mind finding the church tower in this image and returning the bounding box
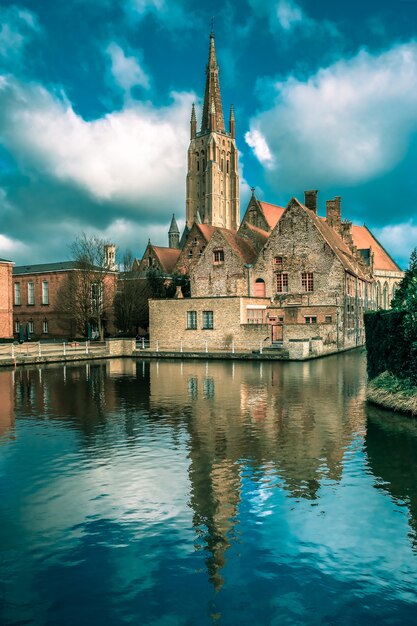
[186,32,240,231]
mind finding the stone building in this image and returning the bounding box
[12,261,117,340]
[0,258,13,340]
[146,32,403,356]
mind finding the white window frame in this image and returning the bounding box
[27,282,34,305]
[42,280,49,305]
[14,282,21,305]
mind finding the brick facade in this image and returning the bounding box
[0,260,13,340]
[13,265,117,340]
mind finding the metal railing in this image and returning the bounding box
[136,337,276,354]
[0,341,108,361]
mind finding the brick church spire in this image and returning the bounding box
[201,32,225,133]
[185,31,240,231]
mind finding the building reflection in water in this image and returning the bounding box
[149,351,367,589]
[0,369,15,439]
[3,353,371,592]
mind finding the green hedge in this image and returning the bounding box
[364,310,417,383]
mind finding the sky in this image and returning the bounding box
[0,0,416,268]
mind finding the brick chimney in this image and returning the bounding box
[326,196,341,228]
[304,190,318,214]
[340,220,353,247]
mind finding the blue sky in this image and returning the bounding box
[0,0,416,268]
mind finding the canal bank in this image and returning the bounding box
[367,372,417,417]
[0,338,363,368]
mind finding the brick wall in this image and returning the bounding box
[13,270,117,339]
[191,231,248,297]
[0,261,13,339]
[149,296,270,351]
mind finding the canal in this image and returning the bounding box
[1,351,417,625]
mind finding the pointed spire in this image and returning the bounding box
[169,213,180,234]
[210,100,216,131]
[190,103,197,139]
[168,214,180,249]
[201,32,225,133]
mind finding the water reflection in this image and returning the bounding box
[1,353,417,624]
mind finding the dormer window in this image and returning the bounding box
[213,249,224,264]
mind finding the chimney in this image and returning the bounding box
[326,196,341,227]
[340,220,353,247]
[304,190,318,214]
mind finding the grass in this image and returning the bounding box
[367,371,417,416]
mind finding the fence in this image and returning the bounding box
[136,337,278,354]
[0,341,108,362]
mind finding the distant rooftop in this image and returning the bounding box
[13,261,80,275]
[0,257,13,264]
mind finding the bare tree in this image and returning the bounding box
[114,250,151,335]
[58,234,117,340]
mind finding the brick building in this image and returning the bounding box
[12,261,117,340]
[148,32,403,355]
[0,258,13,340]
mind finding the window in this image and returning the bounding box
[14,321,19,334]
[43,320,49,334]
[193,238,198,247]
[199,249,204,257]
[325,315,332,323]
[27,282,34,305]
[246,308,266,324]
[276,273,288,293]
[42,281,49,305]
[202,310,213,329]
[187,311,197,330]
[305,316,317,324]
[274,256,283,271]
[213,249,224,264]
[91,282,103,312]
[14,283,21,305]
[188,250,193,258]
[301,272,314,292]
[28,320,34,334]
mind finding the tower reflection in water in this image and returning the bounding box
[6,352,417,599]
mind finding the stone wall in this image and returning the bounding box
[0,261,13,339]
[191,231,248,297]
[149,296,270,351]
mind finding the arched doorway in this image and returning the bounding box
[254,278,266,297]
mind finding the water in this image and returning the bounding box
[1,352,417,625]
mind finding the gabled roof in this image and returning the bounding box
[290,198,369,280]
[351,225,402,272]
[13,261,81,275]
[245,222,270,242]
[216,229,258,265]
[196,224,218,241]
[152,246,181,274]
[259,201,285,230]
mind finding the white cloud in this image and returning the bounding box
[246,42,417,188]
[247,0,338,36]
[245,129,274,168]
[374,222,417,268]
[0,5,40,64]
[0,233,29,257]
[276,0,304,31]
[0,77,194,214]
[106,42,150,94]
[125,0,196,31]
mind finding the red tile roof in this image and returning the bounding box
[197,224,218,240]
[152,246,181,273]
[219,229,258,264]
[259,202,285,230]
[293,199,369,280]
[350,225,401,272]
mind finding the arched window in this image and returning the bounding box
[254,278,266,298]
[383,283,388,309]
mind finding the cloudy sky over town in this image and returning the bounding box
[0,0,416,267]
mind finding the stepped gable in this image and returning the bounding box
[291,198,369,280]
[350,225,402,272]
[152,246,181,274]
[259,201,285,230]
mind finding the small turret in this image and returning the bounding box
[168,214,180,249]
[229,104,235,138]
[190,103,197,139]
